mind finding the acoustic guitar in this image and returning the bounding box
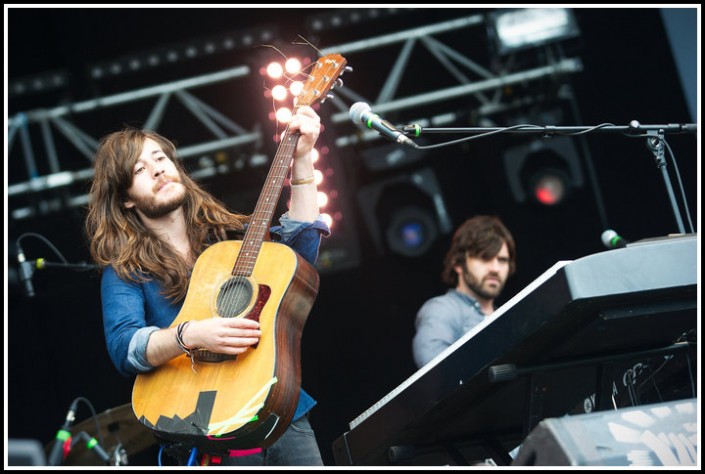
[132,53,348,456]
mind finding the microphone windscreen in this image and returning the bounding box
[601,229,617,248]
[349,102,371,124]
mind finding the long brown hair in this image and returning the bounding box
[85,128,249,301]
[441,215,516,287]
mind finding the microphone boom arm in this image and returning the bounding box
[399,120,695,235]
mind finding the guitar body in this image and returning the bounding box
[132,240,319,454]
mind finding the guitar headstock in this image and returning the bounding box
[296,53,348,108]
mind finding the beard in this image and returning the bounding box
[461,266,505,300]
[130,183,186,219]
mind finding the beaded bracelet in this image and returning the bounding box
[290,175,315,186]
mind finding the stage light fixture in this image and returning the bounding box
[87,26,277,81]
[313,169,324,185]
[490,8,580,55]
[9,70,69,98]
[321,213,333,228]
[503,136,583,207]
[275,107,292,123]
[527,167,570,206]
[289,81,304,96]
[285,58,302,75]
[385,206,439,258]
[357,167,452,258]
[271,85,288,101]
[266,62,284,79]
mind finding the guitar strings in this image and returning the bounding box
[222,61,319,320]
[222,119,298,324]
[219,55,335,348]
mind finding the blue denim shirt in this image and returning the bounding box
[412,289,487,369]
[101,213,330,421]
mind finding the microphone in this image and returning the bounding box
[47,399,80,466]
[17,244,35,298]
[349,102,419,148]
[601,229,629,249]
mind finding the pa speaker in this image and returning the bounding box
[7,438,47,466]
[512,398,697,466]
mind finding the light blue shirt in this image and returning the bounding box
[412,289,487,369]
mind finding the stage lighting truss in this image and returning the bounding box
[306,8,417,34]
[8,9,584,224]
[9,69,70,99]
[7,65,263,220]
[321,10,583,148]
[86,26,277,82]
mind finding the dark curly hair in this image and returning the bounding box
[441,215,516,287]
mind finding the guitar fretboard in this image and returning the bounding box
[230,52,347,278]
[233,129,299,277]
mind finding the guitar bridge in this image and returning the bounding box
[190,349,237,363]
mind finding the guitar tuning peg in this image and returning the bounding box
[335,78,344,88]
[344,66,353,73]
[322,93,335,103]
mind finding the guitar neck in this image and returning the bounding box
[237,128,300,277]
[233,53,348,278]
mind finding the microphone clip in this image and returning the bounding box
[400,123,422,137]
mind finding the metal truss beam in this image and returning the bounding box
[8,11,585,220]
[8,65,262,219]
[318,13,582,146]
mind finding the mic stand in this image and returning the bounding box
[34,260,98,271]
[47,415,76,466]
[20,260,97,296]
[645,129,685,233]
[399,122,696,136]
[401,120,696,235]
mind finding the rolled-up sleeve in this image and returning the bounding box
[271,213,331,265]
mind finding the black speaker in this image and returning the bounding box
[512,398,697,466]
[7,438,47,466]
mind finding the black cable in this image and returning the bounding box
[415,124,541,150]
[663,139,695,233]
[620,131,693,235]
[17,232,69,263]
[415,122,622,151]
[637,357,669,400]
[72,396,106,448]
[648,366,664,402]
[685,354,696,399]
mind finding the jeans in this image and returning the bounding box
[215,416,324,466]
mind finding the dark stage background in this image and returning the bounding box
[6,7,699,466]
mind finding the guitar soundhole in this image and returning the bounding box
[217,276,253,318]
